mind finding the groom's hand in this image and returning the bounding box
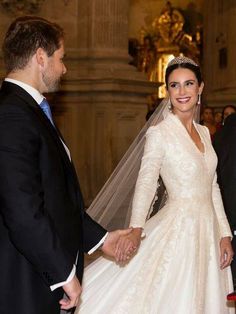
[115,227,142,263]
[101,228,134,262]
[59,275,82,310]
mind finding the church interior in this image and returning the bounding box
[0,0,235,208]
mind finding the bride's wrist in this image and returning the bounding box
[221,236,231,242]
[132,227,142,237]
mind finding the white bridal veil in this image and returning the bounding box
[87,98,170,230]
[87,56,201,230]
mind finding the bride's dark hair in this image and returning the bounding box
[165,62,203,87]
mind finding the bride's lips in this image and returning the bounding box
[176,97,191,103]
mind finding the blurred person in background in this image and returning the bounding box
[222,105,236,125]
[214,111,223,131]
[200,106,216,140]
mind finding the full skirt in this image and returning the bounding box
[77,203,234,314]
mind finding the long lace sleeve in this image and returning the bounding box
[130,126,165,228]
[212,172,232,238]
[202,125,232,239]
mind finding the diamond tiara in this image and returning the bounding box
[167,56,199,68]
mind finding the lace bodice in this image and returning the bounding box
[130,113,232,239]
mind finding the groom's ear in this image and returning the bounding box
[35,47,47,69]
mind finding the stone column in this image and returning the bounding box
[54,0,157,205]
[203,0,236,107]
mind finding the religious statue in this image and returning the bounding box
[135,1,202,98]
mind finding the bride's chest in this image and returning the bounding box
[160,131,217,180]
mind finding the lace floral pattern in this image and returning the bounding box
[77,113,233,314]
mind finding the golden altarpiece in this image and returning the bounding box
[134,2,202,101]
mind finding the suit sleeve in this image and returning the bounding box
[82,211,107,253]
[0,105,74,286]
[74,181,107,253]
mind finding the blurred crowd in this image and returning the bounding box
[200,105,236,141]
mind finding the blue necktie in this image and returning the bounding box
[39,98,54,126]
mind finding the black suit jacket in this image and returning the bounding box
[0,81,106,314]
[214,113,236,232]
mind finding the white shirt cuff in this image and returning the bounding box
[88,232,108,255]
[50,264,76,291]
[50,232,108,291]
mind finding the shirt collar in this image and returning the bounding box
[4,78,44,105]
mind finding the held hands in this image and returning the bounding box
[102,227,142,263]
[220,236,234,270]
[60,275,82,310]
[115,227,142,263]
[59,228,143,309]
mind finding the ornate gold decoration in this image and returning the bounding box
[153,2,184,44]
[0,0,45,15]
[135,1,202,98]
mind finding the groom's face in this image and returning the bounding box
[42,41,67,93]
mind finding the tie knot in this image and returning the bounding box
[40,98,50,110]
[39,98,54,126]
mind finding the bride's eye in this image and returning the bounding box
[169,82,178,88]
[186,81,194,86]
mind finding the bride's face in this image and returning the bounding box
[166,68,204,116]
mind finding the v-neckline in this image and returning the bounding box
[170,113,206,155]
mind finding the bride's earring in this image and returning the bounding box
[168,101,172,112]
[197,94,201,105]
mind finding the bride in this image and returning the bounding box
[75,56,234,313]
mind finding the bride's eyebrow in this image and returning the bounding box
[168,79,196,84]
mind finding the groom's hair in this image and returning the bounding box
[2,16,64,74]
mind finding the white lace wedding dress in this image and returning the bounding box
[76,113,234,314]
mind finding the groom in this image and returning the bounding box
[0,16,133,314]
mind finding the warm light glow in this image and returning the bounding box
[157,54,175,98]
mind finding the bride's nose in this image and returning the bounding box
[178,84,186,95]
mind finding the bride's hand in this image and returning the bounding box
[115,228,142,263]
[220,236,234,270]
[101,228,133,261]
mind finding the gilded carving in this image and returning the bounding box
[0,0,44,15]
[132,1,202,98]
